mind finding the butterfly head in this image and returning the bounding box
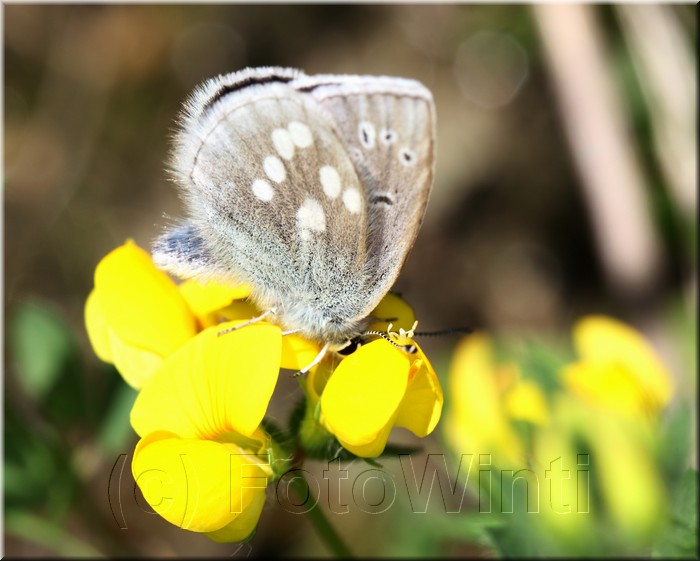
[276,301,368,349]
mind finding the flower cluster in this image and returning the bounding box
[85,241,442,541]
[444,315,675,552]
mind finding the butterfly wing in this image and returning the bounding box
[152,221,215,278]
[153,67,373,341]
[296,74,436,314]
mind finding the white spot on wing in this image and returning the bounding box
[263,155,286,183]
[342,187,362,214]
[319,165,341,199]
[358,121,376,149]
[271,129,295,160]
[296,197,326,236]
[288,121,313,148]
[252,179,274,201]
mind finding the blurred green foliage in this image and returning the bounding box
[653,469,698,558]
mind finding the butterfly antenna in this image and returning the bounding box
[218,308,276,336]
[361,330,417,353]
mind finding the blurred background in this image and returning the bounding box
[3,3,696,557]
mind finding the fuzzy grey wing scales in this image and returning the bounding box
[152,221,221,279]
[304,77,436,312]
[162,82,369,317]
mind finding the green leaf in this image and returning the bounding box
[3,407,81,521]
[260,417,287,446]
[3,437,59,505]
[9,301,76,400]
[384,494,503,557]
[516,337,569,395]
[658,404,693,482]
[652,469,698,558]
[5,511,104,557]
[286,396,306,442]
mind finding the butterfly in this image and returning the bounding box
[152,67,436,355]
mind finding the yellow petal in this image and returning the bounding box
[321,340,409,456]
[86,289,165,388]
[218,301,262,323]
[535,396,666,540]
[109,331,164,389]
[280,334,321,372]
[84,290,113,363]
[562,361,648,416]
[132,432,269,535]
[206,489,267,543]
[94,241,196,358]
[532,420,595,541]
[573,316,673,410]
[305,357,336,404]
[504,379,550,425]
[445,334,524,468]
[179,279,252,325]
[588,415,666,538]
[394,346,443,437]
[338,423,395,458]
[368,292,416,333]
[131,322,282,439]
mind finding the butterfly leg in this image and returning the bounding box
[292,342,331,377]
[217,308,276,336]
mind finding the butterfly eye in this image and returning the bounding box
[337,338,361,356]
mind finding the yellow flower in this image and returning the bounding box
[444,334,529,469]
[130,321,282,541]
[88,242,442,478]
[533,394,666,543]
[304,296,442,458]
[85,241,196,388]
[178,278,253,328]
[442,317,671,552]
[562,315,674,417]
[547,316,672,542]
[85,240,313,387]
[504,378,550,425]
[320,339,443,458]
[85,241,252,388]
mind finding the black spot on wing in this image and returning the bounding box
[370,195,394,206]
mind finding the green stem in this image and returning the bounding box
[289,470,353,558]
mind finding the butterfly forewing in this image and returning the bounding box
[300,76,436,313]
